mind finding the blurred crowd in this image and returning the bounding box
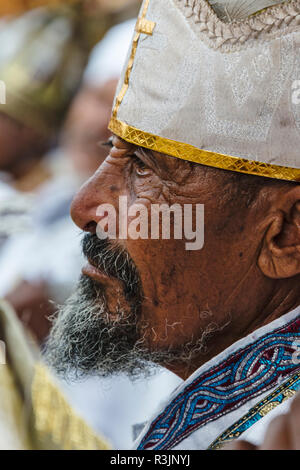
[0,0,181,450]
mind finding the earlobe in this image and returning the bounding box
[258,193,300,280]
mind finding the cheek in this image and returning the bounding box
[126,237,211,347]
[129,172,167,206]
[123,203,239,348]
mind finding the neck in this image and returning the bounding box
[165,282,300,380]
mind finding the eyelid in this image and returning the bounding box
[133,149,154,168]
[98,137,113,149]
[131,154,153,177]
[135,147,160,173]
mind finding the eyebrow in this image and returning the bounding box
[98,136,114,148]
[135,146,161,170]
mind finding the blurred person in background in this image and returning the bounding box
[0,15,137,343]
[62,80,118,180]
[46,0,300,451]
[0,2,110,338]
[0,1,139,245]
[0,0,141,21]
[0,0,141,450]
[1,9,181,449]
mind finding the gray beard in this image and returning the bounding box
[44,274,163,379]
[44,235,229,380]
[44,276,228,380]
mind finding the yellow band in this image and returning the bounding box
[112,0,152,119]
[32,363,111,450]
[109,117,300,182]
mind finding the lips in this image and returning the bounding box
[82,262,112,286]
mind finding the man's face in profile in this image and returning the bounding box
[45,136,300,380]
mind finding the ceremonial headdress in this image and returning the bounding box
[109,0,300,181]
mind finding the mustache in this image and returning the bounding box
[81,233,142,301]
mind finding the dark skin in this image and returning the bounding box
[70,136,300,450]
[71,136,300,380]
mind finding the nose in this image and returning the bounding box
[70,164,121,234]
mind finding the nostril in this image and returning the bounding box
[83,221,98,234]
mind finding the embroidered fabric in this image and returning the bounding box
[209,0,287,23]
[134,307,300,450]
[114,0,300,175]
[175,0,300,51]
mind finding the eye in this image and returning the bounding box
[132,156,152,177]
[98,137,113,149]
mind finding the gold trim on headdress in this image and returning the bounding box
[112,0,153,120]
[109,0,300,182]
[109,117,300,182]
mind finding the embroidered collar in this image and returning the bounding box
[136,307,300,450]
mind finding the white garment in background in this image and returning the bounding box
[61,370,182,450]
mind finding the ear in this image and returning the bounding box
[258,185,300,279]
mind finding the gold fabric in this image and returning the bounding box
[209,371,300,449]
[0,360,32,449]
[109,117,300,182]
[0,299,111,450]
[32,364,110,450]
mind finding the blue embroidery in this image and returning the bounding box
[209,373,300,449]
[138,316,300,450]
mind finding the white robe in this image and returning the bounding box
[134,306,300,450]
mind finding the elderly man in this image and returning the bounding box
[46,0,300,450]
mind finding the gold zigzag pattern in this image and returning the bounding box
[109,117,300,182]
